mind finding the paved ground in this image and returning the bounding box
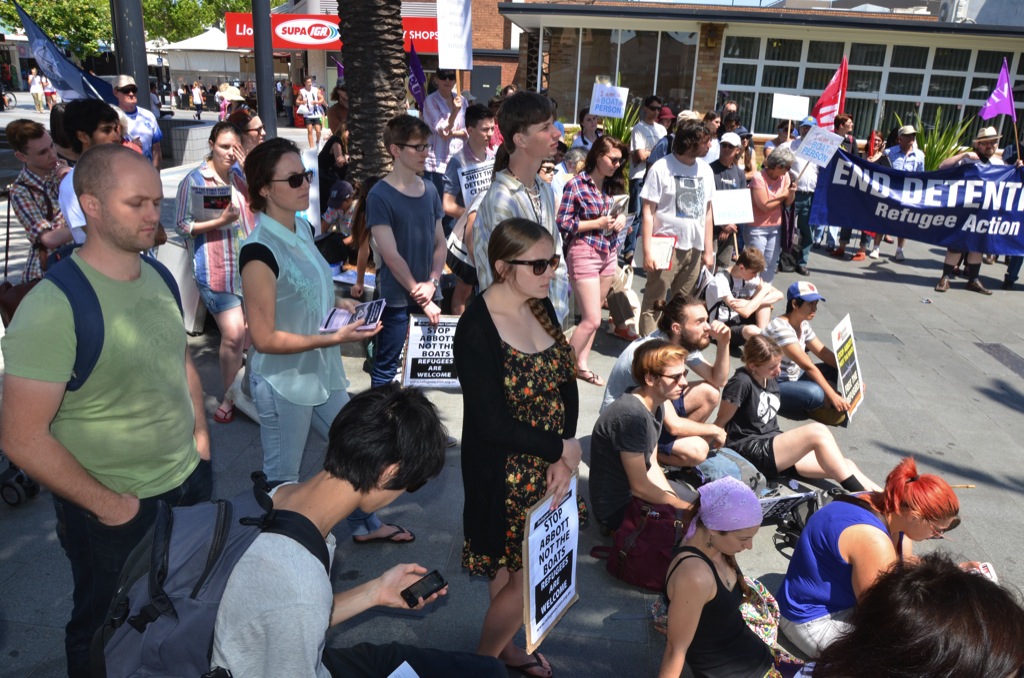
[2,97,1024,677]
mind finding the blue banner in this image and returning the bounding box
[14,1,116,104]
[811,150,1024,255]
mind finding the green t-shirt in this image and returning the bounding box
[1,254,199,497]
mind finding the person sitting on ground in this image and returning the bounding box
[704,246,782,348]
[590,340,697,533]
[777,456,958,658]
[210,384,507,678]
[714,335,879,492]
[806,552,1024,677]
[763,282,849,424]
[659,476,774,678]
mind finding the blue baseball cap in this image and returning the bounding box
[800,116,818,128]
[787,281,826,302]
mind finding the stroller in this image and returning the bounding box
[0,448,40,506]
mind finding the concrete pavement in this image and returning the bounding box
[2,98,1024,677]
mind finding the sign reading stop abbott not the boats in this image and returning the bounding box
[402,315,460,388]
[523,475,580,654]
[830,314,864,418]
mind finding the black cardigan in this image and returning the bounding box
[454,295,579,559]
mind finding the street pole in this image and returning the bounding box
[252,0,277,138]
[109,0,152,112]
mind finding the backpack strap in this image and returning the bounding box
[243,472,331,574]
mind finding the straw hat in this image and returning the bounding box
[973,126,1000,143]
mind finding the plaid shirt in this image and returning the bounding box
[475,170,570,324]
[556,171,616,255]
[9,166,66,282]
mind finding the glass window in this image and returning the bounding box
[975,51,1010,74]
[951,105,990,146]
[891,45,928,70]
[844,99,878,139]
[886,72,924,96]
[969,77,997,101]
[545,28,581,122]
[577,29,618,112]
[723,36,759,60]
[927,75,965,98]
[880,100,919,132]
[762,65,798,89]
[807,41,843,64]
[658,32,697,113]
[765,38,801,62]
[721,63,757,87]
[804,68,836,91]
[616,30,659,107]
[715,89,755,127]
[850,43,886,67]
[932,48,970,72]
[848,70,881,94]
[753,92,780,135]
[1018,55,1024,75]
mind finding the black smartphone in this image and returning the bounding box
[400,570,448,608]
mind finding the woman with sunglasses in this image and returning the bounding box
[556,135,629,386]
[240,138,413,545]
[174,121,255,424]
[454,218,584,678]
[777,456,959,658]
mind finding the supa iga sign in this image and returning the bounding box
[226,13,438,53]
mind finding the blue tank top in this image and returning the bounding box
[777,498,888,624]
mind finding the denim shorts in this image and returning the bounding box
[198,284,242,314]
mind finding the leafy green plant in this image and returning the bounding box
[895,108,974,171]
[601,102,640,146]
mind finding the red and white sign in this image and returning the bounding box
[225,13,438,53]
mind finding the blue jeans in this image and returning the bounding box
[250,372,381,536]
[793,192,815,267]
[742,225,781,284]
[1007,256,1023,284]
[371,304,412,388]
[778,363,839,420]
[54,459,212,678]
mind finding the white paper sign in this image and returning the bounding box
[830,314,864,418]
[301,147,320,232]
[771,93,810,121]
[402,315,460,388]
[711,188,754,226]
[524,475,580,654]
[386,661,420,678]
[437,0,472,70]
[794,125,845,168]
[589,83,629,119]
[457,159,494,205]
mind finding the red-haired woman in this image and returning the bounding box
[776,456,960,658]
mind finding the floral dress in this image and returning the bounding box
[462,340,586,577]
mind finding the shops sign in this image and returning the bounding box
[225,12,438,53]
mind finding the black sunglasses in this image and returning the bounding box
[926,515,961,540]
[505,255,560,275]
[647,104,661,112]
[436,72,456,81]
[539,166,556,175]
[269,170,314,189]
[117,85,138,95]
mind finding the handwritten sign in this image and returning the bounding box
[830,314,864,418]
[437,0,472,70]
[589,83,629,119]
[523,475,580,654]
[711,188,754,226]
[795,125,845,168]
[458,159,494,206]
[402,315,460,388]
[771,93,810,122]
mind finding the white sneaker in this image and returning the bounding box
[894,248,906,262]
[869,248,880,259]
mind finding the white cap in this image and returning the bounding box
[720,132,742,147]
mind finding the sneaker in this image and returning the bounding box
[829,246,847,258]
[934,276,951,292]
[868,248,880,259]
[614,326,640,342]
[894,248,906,262]
[851,251,867,261]
[965,279,992,295]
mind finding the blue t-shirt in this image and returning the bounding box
[365,180,443,308]
[777,498,888,624]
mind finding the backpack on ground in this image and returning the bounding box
[92,472,331,678]
[770,487,848,550]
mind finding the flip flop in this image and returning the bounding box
[213,403,235,424]
[352,523,416,545]
[506,652,552,678]
[576,369,605,387]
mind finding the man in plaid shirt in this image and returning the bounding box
[6,119,73,281]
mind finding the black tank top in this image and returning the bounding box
[665,546,773,678]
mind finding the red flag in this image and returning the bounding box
[811,56,848,128]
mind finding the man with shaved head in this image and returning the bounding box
[1,144,212,678]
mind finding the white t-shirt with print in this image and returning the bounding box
[639,154,716,251]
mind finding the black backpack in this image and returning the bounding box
[92,472,330,678]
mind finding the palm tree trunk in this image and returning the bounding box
[339,0,407,183]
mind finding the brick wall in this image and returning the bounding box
[692,23,725,114]
[472,0,512,50]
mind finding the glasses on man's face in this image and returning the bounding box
[117,86,138,96]
[539,166,556,175]
[926,516,961,540]
[657,369,688,383]
[399,142,430,153]
[505,255,561,276]
[269,170,314,189]
[247,125,265,135]
[647,105,661,112]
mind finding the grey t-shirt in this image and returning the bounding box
[600,330,705,413]
[366,179,443,307]
[589,393,663,527]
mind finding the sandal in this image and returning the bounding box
[213,402,235,424]
[506,652,552,677]
[352,523,416,545]
[577,369,605,387]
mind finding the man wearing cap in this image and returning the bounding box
[880,125,925,262]
[930,127,1007,295]
[709,132,748,268]
[322,179,355,236]
[625,95,668,260]
[779,116,822,276]
[113,74,163,168]
[764,281,849,423]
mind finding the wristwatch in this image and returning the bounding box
[429,277,440,288]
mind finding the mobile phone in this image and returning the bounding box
[400,570,448,608]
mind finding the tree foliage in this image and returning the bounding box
[0,0,110,59]
[142,0,286,44]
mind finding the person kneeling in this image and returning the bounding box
[703,246,782,348]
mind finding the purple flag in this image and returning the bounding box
[408,43,427,111]
[331,56,344,81]
[979,58,1016,121]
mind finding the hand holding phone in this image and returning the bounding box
[400,569,448,608]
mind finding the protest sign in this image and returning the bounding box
[402,315,460,388]
[830,314,864,418]
[810,150,1024,255]
[437,0,472,70]
[771,93,810,122]
[302,147,321,232]
[458,159,495,205]
[589,83,629,119]
[523,475,580,654]
[794,126,844,168]
[711,188,754,226]
[760,492,817,523]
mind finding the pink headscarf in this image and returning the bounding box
[683,476,762,541]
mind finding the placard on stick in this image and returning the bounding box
[589,83,629,119]
[711,188,754,226]
[771,93,810,122]
[402,315,460,388]
[523,475,580,654]
[794,125,845,168]
[830,314,864,418]
[437,0,472,70]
